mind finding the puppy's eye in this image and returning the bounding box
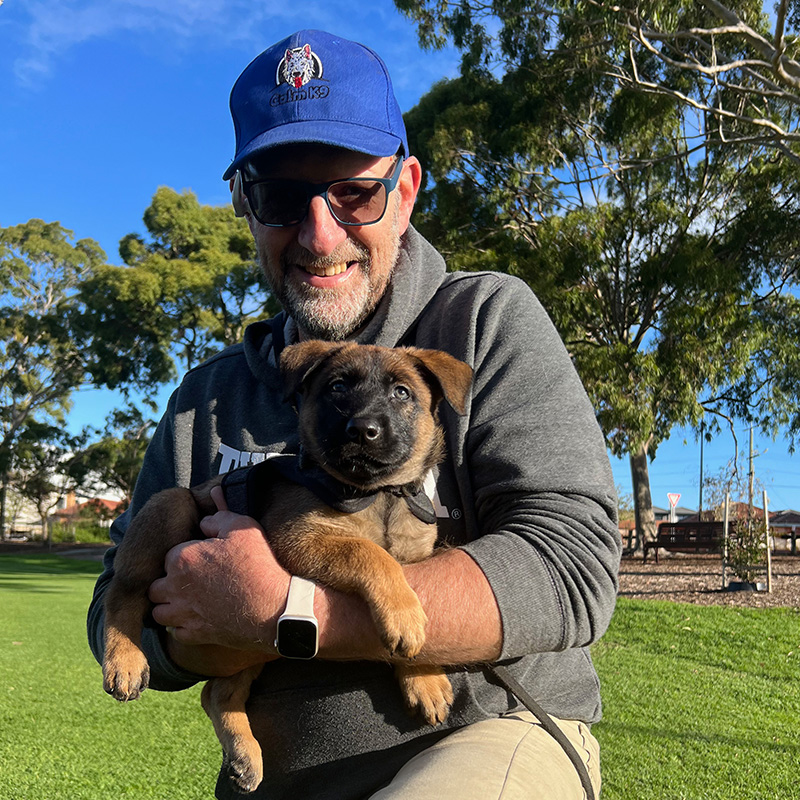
[392,385,411,401]
[329,380,348,394]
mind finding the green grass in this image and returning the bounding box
[592,599,800,799]
[1,554,798,799]
[0,554,218,800]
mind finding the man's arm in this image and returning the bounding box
[321,546,502,664]
[150,498,502,676]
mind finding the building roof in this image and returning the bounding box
[652,505,696,517]
[51,497,125,520]
[770,510,800,527]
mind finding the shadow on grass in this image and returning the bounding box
[595,720,800,756]
[0,553,103,578]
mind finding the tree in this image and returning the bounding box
[397,0,800,548]
[0,220,107,539]
[578,0,800,160]
[78,187,276,393]
[67,404,155,509]
[396,0,800,158]
[0,201,269,539]
[12,422,80,545]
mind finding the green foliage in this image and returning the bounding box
[78,188,275,392]
[0,220,107,475]
[11,423,84,542]
[397,0,800,150]
[67,404,155,507]
[47,519,112,544]
[727,518,769,583]
[398,0,800,540]
[0,219,128,538]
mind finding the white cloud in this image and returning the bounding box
[11,0,300,86]
[9,0,456,101]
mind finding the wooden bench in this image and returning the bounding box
[643,521,724,563]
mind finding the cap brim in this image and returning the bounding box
[222,121,406,180]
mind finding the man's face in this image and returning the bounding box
[241,145,421,341]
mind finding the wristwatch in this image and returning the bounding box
[274,575,319,659]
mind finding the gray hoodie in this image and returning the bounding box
[88,227,620,799]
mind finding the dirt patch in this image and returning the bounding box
[620,552,800,608]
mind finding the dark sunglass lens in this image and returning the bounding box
[249,181,308,226]
[327,181,387,224]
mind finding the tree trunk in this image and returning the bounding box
[630,442,657,554]
[40,513,50,548]
[0,475,6,540]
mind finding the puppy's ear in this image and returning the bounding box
[280,341,345,403]
[405,348,473,415]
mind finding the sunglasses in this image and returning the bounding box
[242,157,405,228]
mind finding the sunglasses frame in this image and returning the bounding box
[242,156,405,228]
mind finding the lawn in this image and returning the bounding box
[593,598,800,799]
[1,553,798,799]
[0,553,218,800]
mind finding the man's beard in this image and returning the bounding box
[280,245,384,341]
[258,212,402,341]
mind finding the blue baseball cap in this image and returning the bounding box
[222,30,409,180]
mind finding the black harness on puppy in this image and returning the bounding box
[219,453,436,525]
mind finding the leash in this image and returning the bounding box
[487,665,596,800]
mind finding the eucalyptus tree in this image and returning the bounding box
[66,405,155,510]
[0,220,107,538]
[397,0,800,546]
[78,187,276,393]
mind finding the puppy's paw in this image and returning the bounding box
[103,632,150,702]
[102,650,150,702]
[396,664,453,725]
[374,590,428,659]
[224,741,263,795]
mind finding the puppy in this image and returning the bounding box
[102,341,473,793]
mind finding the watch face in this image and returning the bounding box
[277,617,318,659]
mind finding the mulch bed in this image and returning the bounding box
[2,542,798,608]
[620,552,800,609]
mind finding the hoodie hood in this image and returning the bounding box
[351,226,447,347]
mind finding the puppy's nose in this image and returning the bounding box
[346,417,382,443]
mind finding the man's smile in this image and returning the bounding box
[301,261,352,278]
[290,259,361,289]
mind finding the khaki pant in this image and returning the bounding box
[367,712,601,799]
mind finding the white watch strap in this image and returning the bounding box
[282,575,316,618]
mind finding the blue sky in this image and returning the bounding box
[2,0,798,511]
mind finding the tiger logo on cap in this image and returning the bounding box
[278,44,323,89]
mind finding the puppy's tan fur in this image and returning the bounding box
[102,341,472,793]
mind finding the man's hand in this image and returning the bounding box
[148,486,291,675]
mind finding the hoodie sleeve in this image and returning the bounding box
[433,273,621,659]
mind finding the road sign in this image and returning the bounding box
[667,493,681,508]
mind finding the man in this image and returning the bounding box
[88,29,620,799]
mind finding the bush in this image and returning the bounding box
[49,521,112,544]
[727,517,767,583]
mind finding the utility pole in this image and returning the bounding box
[698,420,705,518]
[748,427,755,530]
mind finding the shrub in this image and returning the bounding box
[49,521,112,544]
[727,517,767,584]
